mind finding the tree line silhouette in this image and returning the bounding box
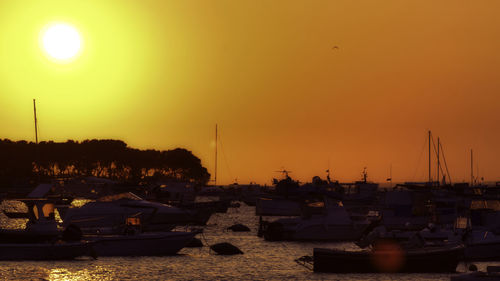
[0,139,210,187]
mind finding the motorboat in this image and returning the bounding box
[62,193,213,234]
[255,197,302,216]
[0,187,94,260]
[0,240,93,260]
[356,221,464,247]
[255,172,344,216]
[312,242,463,273]
[0,185,69,243]
[464,229,500,261]
[75,207,199,256]
[380,190,434,230]
[259,199,369,241]
[87,231,197,256]
[462,200,500,260]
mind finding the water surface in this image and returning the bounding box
[0,201,496,280]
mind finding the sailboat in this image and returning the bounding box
[401,130,452,190]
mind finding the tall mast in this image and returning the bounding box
[389,164,392,188]
[437,137,440,186]
[214,124,218,186]
[470,149,473,186]
[33,99,38,145]
[428,130,431,184]
[33,99,40,182]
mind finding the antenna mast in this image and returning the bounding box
[33,99,38,144]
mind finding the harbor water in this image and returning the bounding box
[0,201,497,280]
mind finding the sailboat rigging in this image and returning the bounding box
[214,124,217,186]
[33,99,38,144]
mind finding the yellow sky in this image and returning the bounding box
[1,0,500,184]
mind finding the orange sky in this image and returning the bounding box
[1,0,500,184]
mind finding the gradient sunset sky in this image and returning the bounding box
[1,0,499,185]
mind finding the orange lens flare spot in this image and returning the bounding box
[370,240,405,273]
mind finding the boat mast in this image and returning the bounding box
[388,164,392,188]
[428,130,431,184]
[215,124,218,186]
[33,99,38,145]
[439,141,452,185]
[33,99,40,182]
[470,149,473,186]
[437,137,440,186]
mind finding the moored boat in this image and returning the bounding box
[0,196,94,260]
[259,199,369,241]
[0,241,93,260]
[313,242,464,273]
[87,231,197,256]
[451,266,500,281]
[62,192,213,234]
[464,230,500,261]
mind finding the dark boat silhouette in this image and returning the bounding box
[313,242,463,273]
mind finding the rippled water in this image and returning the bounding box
[0,201,497,280]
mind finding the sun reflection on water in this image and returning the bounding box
[48,266,115,281]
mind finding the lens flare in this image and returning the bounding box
[370,240,405,272]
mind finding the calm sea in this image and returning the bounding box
[0,201,497,280]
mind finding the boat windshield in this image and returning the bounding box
[97,192,143,202]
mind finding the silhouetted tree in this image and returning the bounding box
[0,139,210,187]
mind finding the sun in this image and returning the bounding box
[41,23,82,62]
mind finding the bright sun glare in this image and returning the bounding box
[41,23,82,61]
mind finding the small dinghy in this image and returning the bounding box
[451,266,500,281]
[210,242,243,255]
[227,224,250,232]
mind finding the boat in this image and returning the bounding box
[312,242,464,273]
[464,229,500,261]
[463,200,500,260]
[341,168,379,207]
[62,192,213,234]
[451,266,500,281]
[259,198,369,241]
[238,184,264,206]
[77,208,199,256]
[0,185,69,244]
[255,197,302,216]
[0,241,93,260]
[255,173,340,216]
[356,220,465,248]
[254,172,302,216]
[0,189,94,260]
[87,231,197,256]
